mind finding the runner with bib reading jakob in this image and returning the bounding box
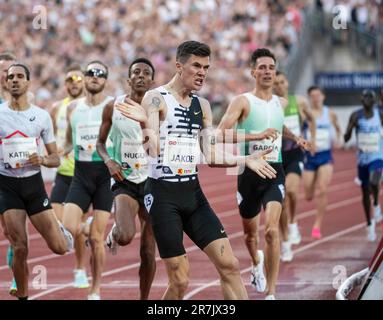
[116,41,278,300]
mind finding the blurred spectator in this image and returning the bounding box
[0,0,308,119]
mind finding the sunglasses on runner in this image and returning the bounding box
[84,68,108,79]
[65,75,83,83]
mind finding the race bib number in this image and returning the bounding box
[2,137,38,169]
[358,132,380,153]
[284,115,301,137]
[249,133,282,163]
[163,136,200,175]
[76,122,100,160]
[315,128,331,151]
[121,138,147,171]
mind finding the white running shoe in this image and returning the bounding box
[87,293,100,300]
[250,250,267,292]
[105,223,118,255]
[73,269,89,289]
[288,223,301,245]
[280,241,293,262]
[374,205,383,223]
[265,295,276,300]
[367,220,376,242]
[58,220,74,252]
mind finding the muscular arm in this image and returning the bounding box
[140,91,165,157]
[96,100,125,181]
[115,90,165,158]
[330,109,343,143]
[63,101,76,156]
[343,111,358,143]
[42,142,60,168]
[297,95,316,142]
[200,98,272,171]
[96,100,114,162]
[217,95,277,142]
[50,101,60,135]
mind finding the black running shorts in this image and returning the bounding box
[65,161,113,213]
[50,173,73,204]
[111,179,146,207]
[237,164,285,219]
[0,172,52,216]
[144,178,227,259]
[282,148,304,176]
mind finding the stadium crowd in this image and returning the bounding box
[0,0,308,116]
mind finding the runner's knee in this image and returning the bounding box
[13,243,29,259]
[89,234,105,249]
[244,230,259,247]
[217,256,240,280]
[265,227,279,244]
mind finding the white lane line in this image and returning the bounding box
[184,223,365,299]
[29,196,364,300]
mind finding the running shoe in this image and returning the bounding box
[58,220,74,251]
[374,205,383,223]
[288,223,302,245]
[9,278,17,296]
[311,227,322,239]
[105,223,118,255]
[73,269,89,289]
[250,250,267,292]
[367,220,376,242]
[88,293,100,300]
[280,241,293,262]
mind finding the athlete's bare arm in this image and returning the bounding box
[50,100,61,135]
[200,97,276,178]
[297,95,316,139]
[344,111,358,143]
[28,142,60,168]
[63,101,77,156]
[218,95,278,142]
[115,90,165,157]
[96,100,114,162]
[96,100,124,182]
[330,109,343,145]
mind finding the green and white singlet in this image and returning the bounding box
[237,93,284,163]
[71,96,113,162]
[108,95,148,184]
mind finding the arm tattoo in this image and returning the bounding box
[151,97,161,108]
[210,135,216,145]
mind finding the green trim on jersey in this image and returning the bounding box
[108,95,148,183]
[71,97,113,162]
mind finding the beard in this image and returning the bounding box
[85,82,105,95]
[69,87,83,99]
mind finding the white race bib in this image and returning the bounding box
[249,133,282,163]
[284,115,301,137]
[76,122,100,160]
[2,137,38,169]
[121,138,148,171]
[163,136,200,175]
[315,128,331,151]
[358,132,380,153]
